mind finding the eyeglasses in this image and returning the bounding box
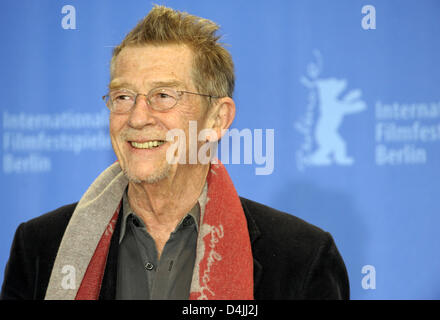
[102,87,220,114]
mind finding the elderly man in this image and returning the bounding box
[1,6,349,300]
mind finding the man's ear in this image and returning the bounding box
[208,97,236,142]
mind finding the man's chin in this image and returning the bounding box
[122,166,171,185]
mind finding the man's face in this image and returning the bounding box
[109,44,211,183]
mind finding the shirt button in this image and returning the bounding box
[144,262,154,271]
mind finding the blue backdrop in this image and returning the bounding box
[1,0,439,300]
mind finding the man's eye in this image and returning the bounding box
[114,94,133,101]
[158,92,172,99]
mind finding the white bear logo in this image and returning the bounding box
[296,50,367,169]
[309,78,366,165]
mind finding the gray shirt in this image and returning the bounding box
[115,190,201,300]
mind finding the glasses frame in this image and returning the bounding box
[102,87,221,114]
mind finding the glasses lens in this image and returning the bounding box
[148,88,178,110]
[109,90,135,113]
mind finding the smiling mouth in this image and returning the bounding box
[130,140,166,150]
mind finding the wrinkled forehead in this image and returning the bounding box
[110,44,196,84]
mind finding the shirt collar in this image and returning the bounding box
[119,182,207,244]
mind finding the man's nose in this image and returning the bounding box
[127,94,156,128]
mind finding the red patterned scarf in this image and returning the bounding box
[45,161,254,300]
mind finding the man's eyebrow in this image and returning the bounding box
[150,80,185,88]
[108,81,137,91]
[108,80,186,91]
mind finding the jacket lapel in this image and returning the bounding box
[240,197,263,293]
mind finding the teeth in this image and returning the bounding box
[131,141,165,149]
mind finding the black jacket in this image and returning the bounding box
[1,197,349,300]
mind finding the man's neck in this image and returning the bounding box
[126,163,209,231]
